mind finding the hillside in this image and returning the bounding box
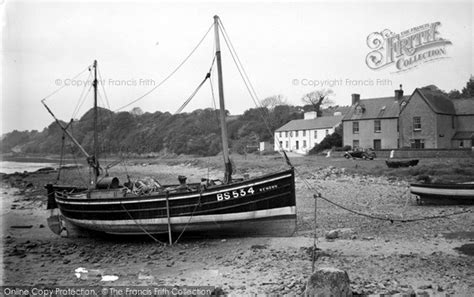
[1,105,347,157]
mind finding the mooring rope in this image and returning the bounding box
[173,192,203,244]
[120,203,165,244]
[290,163,472,224]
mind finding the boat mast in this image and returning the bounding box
[91,60,100,186]
[214,15,232,184]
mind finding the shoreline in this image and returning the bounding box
[1,158,473,295]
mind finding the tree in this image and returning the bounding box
[309,124,343,154]
[130,107,144,116]
[301,89,334,116]
[461,76,474,98]
[448,89,462,99]
[261,95,287,110]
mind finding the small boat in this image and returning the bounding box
[410,183,474,205]
[43,16,297,239]
[386,159,419,168]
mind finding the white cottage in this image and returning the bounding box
[274,112,343,155]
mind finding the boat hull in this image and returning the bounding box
[386,159,419,168]
[410,183,474,205]
[49,169,297,237]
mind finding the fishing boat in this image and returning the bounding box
[385,159,419,168]
[44,16,296,239]
[410,182,474,205]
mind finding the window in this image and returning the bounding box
[353,122,359,134]
[373,139,381,150]
[290,131,293,137]
[325,129,329,136]
[295,131,299,137]
[296,141,299,150]
[460,141,464,148]
[413,117,421,131]
[285,141,288,148]
[314,130,318,138]
[374,120,381,133]
[303,140,307,148]
[410,139,425,149]
[279,132,282,138]
[303,130,306,137]
[285,131,288,137]
[353,140,360,148]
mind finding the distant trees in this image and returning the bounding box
[424,76,474,100]
[461,76,474,98]
[260,95,287,110]
[301,89,334,116]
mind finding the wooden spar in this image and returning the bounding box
[92,60,100,186]
[165,191,173,245]
[214,15,232,184]
[41,100,91,159]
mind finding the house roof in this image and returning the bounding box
[417,88,456,115]
[452,131,474,140]
[342,96,406,121]
[453,98,474,115]
[276,115,343,132]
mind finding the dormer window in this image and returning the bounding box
[355,104,365,114]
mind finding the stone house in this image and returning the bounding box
[274,111,343,155]
[399,88,474,148]
[342,89,407,150]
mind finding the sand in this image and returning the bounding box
[1,157,473,296]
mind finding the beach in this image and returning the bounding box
[1,155,473,295]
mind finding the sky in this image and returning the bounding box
[2,0,473,133]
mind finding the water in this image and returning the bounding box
[0,161,58,174]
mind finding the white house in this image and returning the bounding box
[274,111,343,155]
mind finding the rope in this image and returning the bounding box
[217,19,288,159]
[120,203,165,244]
[114,23,214,112]
[174,72,211,114]
[317,193,471,222]
[285,160,472,224]
[71,71,92,119]
[173,192,202,244]
[42,65,91,102]
[57,134,66,182]
[311,191,318,273]
[97,67,111,110]
[72,83,94,119]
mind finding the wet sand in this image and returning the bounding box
[1,159,473,295]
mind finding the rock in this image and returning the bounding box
[325,230,340,240]
[325,228,354,240]
[304,267,351,297]
[417,284,432,290]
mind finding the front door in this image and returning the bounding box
[373,139,381,150]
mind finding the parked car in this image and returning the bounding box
[344,149,376,160]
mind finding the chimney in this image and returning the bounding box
[304,111,317,120]
[351,94,360,105]
[395,84,404,100]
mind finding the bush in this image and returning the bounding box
[308,125,342,155]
